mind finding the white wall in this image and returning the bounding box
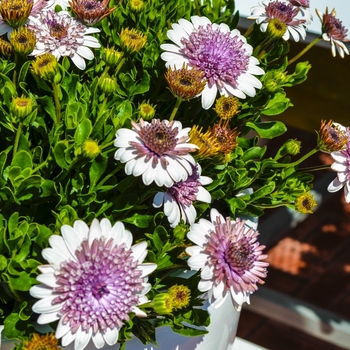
[234,0,350,35]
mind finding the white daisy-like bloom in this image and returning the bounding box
[316,7,349,58]
[160,16,264,110]
[27,9,101,70]
[288,0,312,25]
[114,118,198,188]
[186,209,268,311]
[249,0,307,42]
[153,163,212,228]
[0,0,50,37]
[328,141,350,203]
[30,218,157,350]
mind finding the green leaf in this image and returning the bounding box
[11,150,32,170]
[242,146,266,161]
[261,91,293,116]
[53,141,69,169]
[89,155,107,189]
[250,184,276,201]
[123,214,154,228]
[17,60,31,84]
[129,71,151,96]
[74,118,92,145]
[246,121,287,139]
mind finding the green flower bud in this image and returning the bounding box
[102,47,124,67]
[83,139,100,159]
[285,139,301,155]
[152,293,173,315]
[31,53,60,83]
[138,101,156,120]
[10,26,36,56]
[11,95,33,119]
[267,18,287,39]
[98,75,118,94]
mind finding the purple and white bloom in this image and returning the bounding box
[114,118,198,188]
[328,141,350,203]
[27,9,101,70]
[316,7,349,58]
[160,16,264,110]
[0,0,50,37]
[30,218,157,350]
[249,0,307,42]
[288,0,312,25]
[153,164,212,228]
[186,209,268,311]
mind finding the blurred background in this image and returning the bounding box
[234,2,350,349]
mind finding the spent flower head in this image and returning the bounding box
[22,333,60,350]
[165,63,206,100]
[168,284,191,310]
[318,120,349,152]
[316,7,349,58]
[213,96,240,120]
[161,15,264,109]
[69,0,115,25]
[295,192,317,214]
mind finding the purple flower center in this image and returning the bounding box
[180,24,250,88]
[168,166,200,206]
[44,18,68,40]
[324,13,348,41]
[266,1,301,25]
[52,238,143,334]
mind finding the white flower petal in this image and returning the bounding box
[103,327,119,346]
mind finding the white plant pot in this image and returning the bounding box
[1,295,240,350]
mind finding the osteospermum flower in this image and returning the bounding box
[9,26,36,56]
[160,16,264,110]
[295,191,317,214]
[114,118,198,187]
[69,0,115,25]
[316,7,349,58]
[328,141,350,203]
[22,333,60,350]
[317,120,349,152]
[189,125,221,159]
[288,0,312,24]
[30,218,157,350]
[27,9,101,70]
[0,0,48,36]
[213,96,240,120]
[249,0,306,42]
[153,164,212,227]
[186,209,268,310]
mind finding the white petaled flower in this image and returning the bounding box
[316,7,349,58]
[114,118,198,188]
[328,141,350,203]
[27,9,101,70]
[288,0,312,25]
[30,218,157,350]
[153,163,212,228]
[160,15,264,110]
[0,0,50,37]
[186,209,268,311]
[249,0,306,42]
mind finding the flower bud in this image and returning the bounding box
[285,139,301,155]
[267,18,287,39]
[98,75,118,94]
[0,38,13,57]
[102,47,124,67]
[11,95,33,119]
[10,26,36,56]
[129,0,145,12]
[138,101,156,120]
[168,285,191,310]
[119,27,147,53]
[31,53,60,83]
[295,192,317,214]
[152,293,173,315]
[83,139,100,159]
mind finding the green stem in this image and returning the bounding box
[100,140,115,151]
[13,122,23,158]
[288,37,322,66]
[298,164,331,172]
[52,82,61,125]
[193,0,201,16]
[244,22,255,38]
[12,52,19,86]
[169,98,182,121]
[272,147,319,168]
[115,57,126,76]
